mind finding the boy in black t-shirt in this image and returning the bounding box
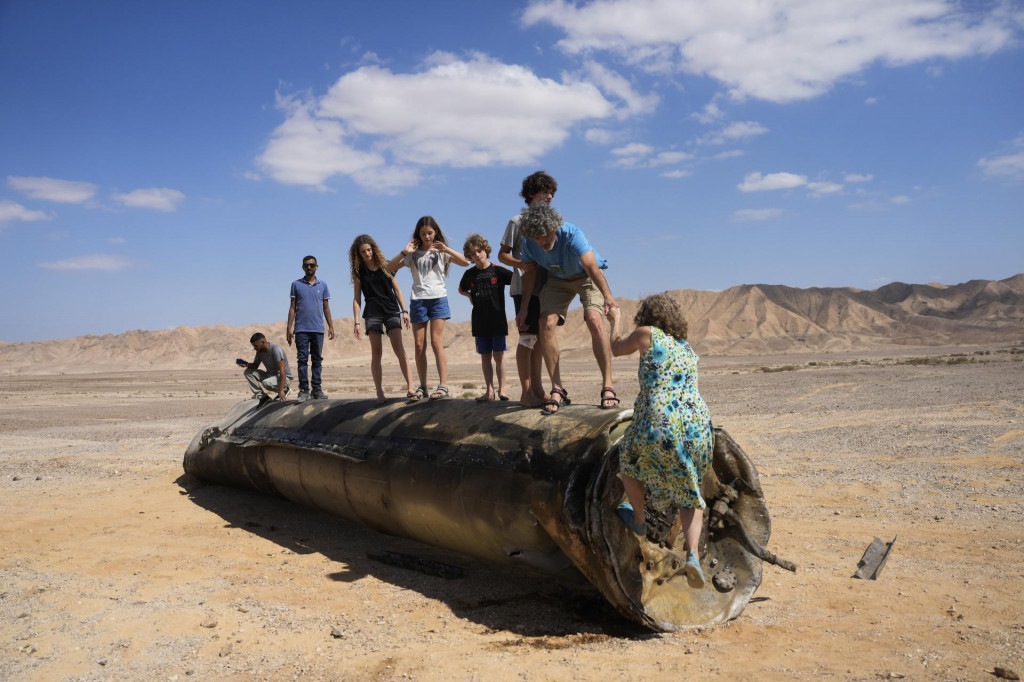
[458,234,513,402]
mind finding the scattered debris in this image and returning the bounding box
[330,627,344,639]
[218,643,232,657]
[200,617,218,629]
[852,536,896,580]
[994,667,1021,680]
[366,550,464,579]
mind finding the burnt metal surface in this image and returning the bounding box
[182,397,785,630]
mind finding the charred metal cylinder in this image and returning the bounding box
[183,397,775,630]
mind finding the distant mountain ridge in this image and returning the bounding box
[2,274,1022,374]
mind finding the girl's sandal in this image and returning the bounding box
[429,385,450,400]
[540,387,570,415]
[408,386,428,402]
[600,386,620,409]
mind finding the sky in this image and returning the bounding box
[1,0,1022,343]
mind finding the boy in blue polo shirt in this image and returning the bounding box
[287,255,335,401]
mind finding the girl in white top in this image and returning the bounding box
[387,216,469,401]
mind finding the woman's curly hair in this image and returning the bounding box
[348,234,392,286]
[462,233,491,259]
[634,293,688,341]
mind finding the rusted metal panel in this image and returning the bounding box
[183,398,787,630]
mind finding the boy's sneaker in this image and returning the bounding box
[296,390,310,403]
[256,394,272,407]
[311,389,328,400]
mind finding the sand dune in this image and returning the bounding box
[2,274,1021,374]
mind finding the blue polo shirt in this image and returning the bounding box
[520,222,607,279]
[290,278,331,333]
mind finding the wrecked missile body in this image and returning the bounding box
[183,397,790,630]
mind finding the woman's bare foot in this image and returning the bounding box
[376,391,387,405]
[475,390,495,402]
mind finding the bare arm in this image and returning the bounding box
[286,298,296,346]
[352,281,364,340]
[387,240,417,273]
[390,276,411,330]
[435,242,470,267]
[579,251,617,316]
[610,316,652,358]
[323,299,335,340]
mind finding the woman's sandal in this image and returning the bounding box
[540,387,570,415]
[408,386,428,402]
[429,385,449,400]
[600,386,620,409]
[616,501,648,535]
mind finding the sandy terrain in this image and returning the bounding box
[2,348,1022,681]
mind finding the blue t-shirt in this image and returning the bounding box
[520,222,607,280]
[290,278,331,333]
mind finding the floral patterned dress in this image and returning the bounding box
[619,327,714,509]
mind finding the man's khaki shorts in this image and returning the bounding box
[539,273,605,324]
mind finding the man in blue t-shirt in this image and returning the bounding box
[515,204,620,414]
[287,255,335,402]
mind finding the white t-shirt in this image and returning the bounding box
[403,249,450,300]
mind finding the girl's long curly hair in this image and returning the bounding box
[634,292,688,341]
[348,234,392,285]
[412,215,451,277]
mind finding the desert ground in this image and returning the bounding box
[2,347,1022,681]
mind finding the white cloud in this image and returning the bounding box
[583,60,660,117]
[112,188,186,212]
[891,195,911,204]
[732,208,783,222]
[845,173,874,183]
[523,0,1019,102]
[978,134,1024,181]
[698,120,769,145]
[109,236,126,244]
[612,142,655,157]
[38,254,140,271]
[260,52,618,191]
[865,97,879,105]
[738,171,808,192]
[712,150,745,160]
[584,127,624,145]
[660,169,693,179]
[610,142,691,168]
[808,181,844,196]
[0,199,52,226]
[692,99,725,124]
[8,176,98,204]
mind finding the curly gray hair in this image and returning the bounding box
[518,204,563,239]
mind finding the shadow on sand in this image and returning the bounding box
[175,472,649,640]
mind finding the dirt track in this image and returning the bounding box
[2,349,1022,680]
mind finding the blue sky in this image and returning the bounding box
[1,0,1022,343]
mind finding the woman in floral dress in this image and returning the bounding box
[609,293,714,586]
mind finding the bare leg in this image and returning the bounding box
[619,474,646,526]
[368,331,385,403]
[412,322,429,389]
[539,312,561,390]
[428,318,447,388]
[537,343,556,402]
[494,350,507,398]
[679,507,704,554]
[515,343,535,405]
[476,352,495,401]
[387,328,414,394]
[585,309,614,404]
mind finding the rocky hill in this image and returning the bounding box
[2,274,1022,374]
